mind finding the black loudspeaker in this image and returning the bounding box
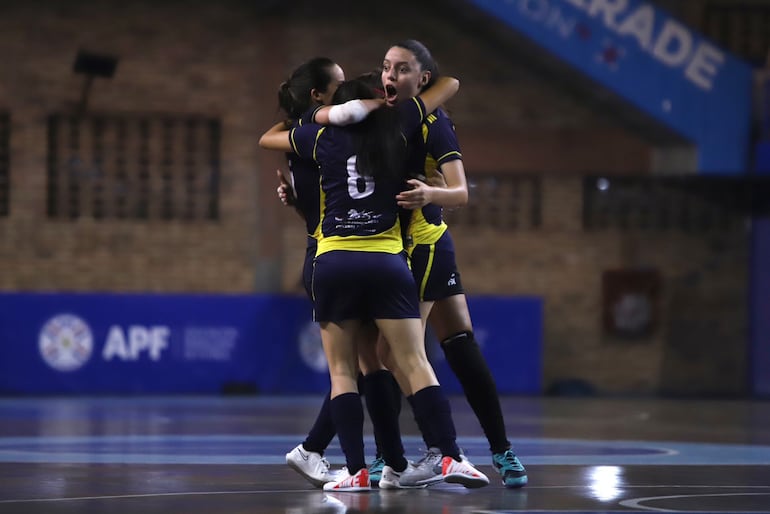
[73,50,118,78]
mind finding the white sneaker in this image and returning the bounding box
[441,455,490,488]
[379,463,428,489]
[323,492,372,512]
[285,444,335,488]
[322,467,371,492]
[318,494,348,514]
[399,447,443,487]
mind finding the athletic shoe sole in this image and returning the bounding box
[287,459,327,488]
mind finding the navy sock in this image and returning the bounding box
[362,370,407,471]
[442,331,511,454]
[330,392,366,473]
[407,394,437,449]
[411,385,460,460]
[303,391,335,455]
[389,371,403,415]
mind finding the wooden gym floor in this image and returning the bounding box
[1,395,769,513]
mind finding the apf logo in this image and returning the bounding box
[38,314,93,372]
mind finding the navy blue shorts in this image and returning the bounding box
[409,230,464,302]
[312,250,420,322]
[302,237,317,300]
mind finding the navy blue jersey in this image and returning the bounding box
[285,106,324,238]
[289,97,427,256]
[403,108,462,246]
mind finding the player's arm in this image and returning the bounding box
[312,98,386,125]
[396,160,467,210]
[399,77,460,135]
[418,76,459,114]
[258,121,292,151]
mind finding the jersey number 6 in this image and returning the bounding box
[346,156,374,199]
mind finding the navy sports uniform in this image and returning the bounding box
[402,104,527,486]
[286,108,323,298]
[289,97,428,322]
[403,108,464,301]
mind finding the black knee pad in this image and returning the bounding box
[440,330,475,349]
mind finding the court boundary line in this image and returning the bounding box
[2,484,770,505]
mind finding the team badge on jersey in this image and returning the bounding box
[38,314,93,372]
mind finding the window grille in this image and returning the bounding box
[46,113,221,221]
[444,174,542,230]
[583,176,769,232]
[703,1,770,65]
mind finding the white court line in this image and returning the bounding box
[476,511,766,514]
[16,435,770,465]
[619,492,770,512]
[2,485,770,505]
[0,489,315,504]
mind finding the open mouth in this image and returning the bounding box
[385,85,398,104]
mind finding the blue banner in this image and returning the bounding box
[0,293,269,394]
[0,293,542,395]
[467,0,752,173]
[427,296,543,394]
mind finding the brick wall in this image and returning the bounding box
[448,178,748,395]
[0,0,749,394]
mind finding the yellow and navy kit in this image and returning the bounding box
[286,106,324,240]
[402,108,462,249]
[289,97,428,257]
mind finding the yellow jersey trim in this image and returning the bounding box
[435,150,461,162]
[407,209,447,247]
[317,220,404,256]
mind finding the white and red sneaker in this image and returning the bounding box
[441,455,490,488]
[322,467,371,492]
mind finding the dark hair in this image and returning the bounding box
[392,39,439,89]
[278,57,338,119]
[356,69,385,98]
[332,78,405,182]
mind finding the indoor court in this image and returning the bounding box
[1,394,769,513]
[2,1,769,513]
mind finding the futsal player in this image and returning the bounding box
[378,40,528,489]
[270,58,403,488]
[260,74,490,491]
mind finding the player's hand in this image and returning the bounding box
[396,179,433,209]
[276,169,296,206]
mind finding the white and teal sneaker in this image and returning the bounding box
[492,449,528,488]
[367,455,386,485]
